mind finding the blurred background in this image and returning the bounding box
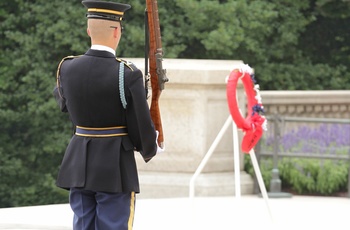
[0,0,349,208]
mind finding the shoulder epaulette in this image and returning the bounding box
[116,58,134,71]
[56,55,80,80]
[56,55,80,98]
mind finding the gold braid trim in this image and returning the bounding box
[56,55,80,98]
[116,58,134,71]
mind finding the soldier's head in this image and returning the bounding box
[82,0,131,50]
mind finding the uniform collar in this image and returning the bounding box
[90,45,116,56]
[85,49,116,58]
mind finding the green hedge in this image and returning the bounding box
[244,155,349,195]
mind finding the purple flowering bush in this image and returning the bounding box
[278,124,350,155]
[245,123,350,195]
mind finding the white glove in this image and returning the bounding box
[156,130,165,154]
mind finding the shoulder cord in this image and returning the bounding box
[119,62,127,109]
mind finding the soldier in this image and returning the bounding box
[53,1,163,229]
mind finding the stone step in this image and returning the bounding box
[137,171,254,198]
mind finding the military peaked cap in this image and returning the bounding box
[82,0,131,21]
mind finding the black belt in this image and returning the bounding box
[75,126,128,137]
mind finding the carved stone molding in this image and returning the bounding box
[261,91,350,119]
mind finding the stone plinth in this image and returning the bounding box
[126,58,254,198]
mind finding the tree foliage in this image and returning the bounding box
[0,0,349,207]
[121,0,350,90]
[0,0,87,207]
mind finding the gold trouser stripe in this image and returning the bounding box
[128,192,135,230]
[88,8,124,16]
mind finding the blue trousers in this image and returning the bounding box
[69,188,135,230]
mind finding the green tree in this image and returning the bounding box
[121,0,350,90]
[298,0,350,74]
[0,0,88,207]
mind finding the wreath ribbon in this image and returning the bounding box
[226,64,267,153]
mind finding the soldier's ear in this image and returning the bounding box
[87,28,91,37]
[113,27,119,38]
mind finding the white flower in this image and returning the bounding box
[254,84,260,91]
[225,75,229,83]
[240,64,253,75]
[262,119,268,131]
[255,95,262,104]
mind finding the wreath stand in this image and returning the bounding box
[189,116,273,221]
[189,65,274,226]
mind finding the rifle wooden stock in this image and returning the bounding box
[146,0,168,148]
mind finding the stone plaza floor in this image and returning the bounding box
[0,195,348,230]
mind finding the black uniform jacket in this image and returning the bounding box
[54,49,157,193]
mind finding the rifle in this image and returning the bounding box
[145,0,168,148]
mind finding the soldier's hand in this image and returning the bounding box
[156,130,165,154]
